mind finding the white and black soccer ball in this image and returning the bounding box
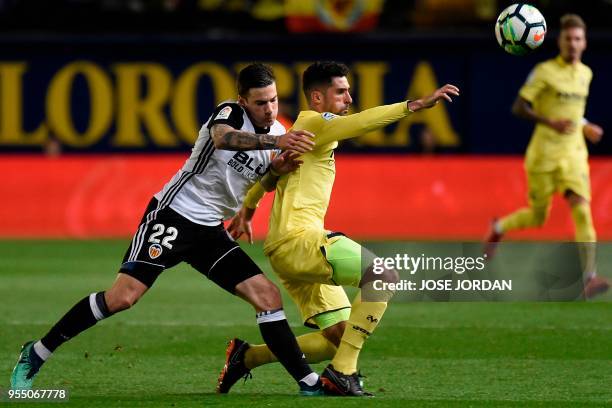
[495,3,547,56]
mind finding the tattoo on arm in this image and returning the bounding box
[222,131,277,150]
[211,125,278,151]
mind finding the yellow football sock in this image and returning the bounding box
[571,202,597,276]
[571,202,596,242]
[331,292,387,375]
[244,331,337,369]
[499,206,549,233]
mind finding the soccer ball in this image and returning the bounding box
[495,3,547,56]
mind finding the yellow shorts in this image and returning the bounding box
[268,230,351,328]
[527,158,591,207]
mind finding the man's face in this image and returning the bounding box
[558,27,586,63]
[321,76,353,116]
[239,83,278,128]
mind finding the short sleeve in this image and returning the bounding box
[519,64,547,103]
[207,102,244,130]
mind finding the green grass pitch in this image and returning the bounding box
[1,240,610,407]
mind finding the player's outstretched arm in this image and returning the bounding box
[407,84,460,111]
[211,124,315,153]
[315,84,459,145]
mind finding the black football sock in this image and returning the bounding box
[39,292,114,353]
[256,309,317,385]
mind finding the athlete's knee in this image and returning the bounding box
[253,283,282,311]
[322,321,346,347]
[380,267,399,285]
[105,274,147,313]
[565,190,588,207]
[104,294,132,313]
[105,289,142,313]
[362,263,399,288]
[236,275,282,312]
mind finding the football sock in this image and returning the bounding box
[571,202,596,242]
[571,202,597,277]
[299,372,320,387]
[40,292,113,353]
[32,341,51,361]
[256,309,315,384]
[296,332,337,363]
[331,292,387,375]
[244,331,337,369]
[499,206,548,232]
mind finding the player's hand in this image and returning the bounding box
[277,130,315,153]
[583,122,604,144]
[547,119,575,134]
[271,151,303,175]
[227,208,254,244]
[409,84,460,111]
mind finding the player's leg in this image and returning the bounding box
[321,320,346,346]
[237,272,350,373]
[562,163,609,297]
[498,170,554,231]
[264,231,379,395]
[242,270,350,369]
[235,274,321,392]
[485,170,554,257]
[10,198,177,390]
[320,233,396,396]
[243,312,347,369]
[188,229,320,395]
[561,161,596,246]
[10,273,153,390]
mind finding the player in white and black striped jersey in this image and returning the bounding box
[10,63,324,396]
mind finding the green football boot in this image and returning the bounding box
[10,341,44,390]
[298,379,325,396]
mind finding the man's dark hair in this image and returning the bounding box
[237,63,276,97]
[302,61,350,100]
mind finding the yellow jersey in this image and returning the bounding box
[519,55,592,171]
[263,102,411,255]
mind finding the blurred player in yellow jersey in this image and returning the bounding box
[485,14,609,298]
[221,61,459,396]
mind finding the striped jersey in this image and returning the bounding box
[153,102,284,226]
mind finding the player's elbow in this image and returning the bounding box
[211,134,226,149]
[210,126,231,149]
[511,97,529,119]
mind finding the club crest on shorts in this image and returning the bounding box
[149,243,163,259]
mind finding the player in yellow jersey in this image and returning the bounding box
[485,14,608,298]
[219,61,459,396]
